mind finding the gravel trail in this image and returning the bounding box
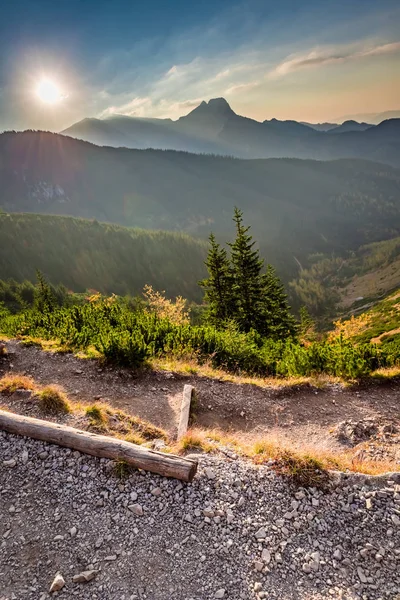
[1,431,399,600]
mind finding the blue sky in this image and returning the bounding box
[1,0,399,130]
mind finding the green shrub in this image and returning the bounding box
[1,295,399,379]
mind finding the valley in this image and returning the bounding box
[1,130,400,297]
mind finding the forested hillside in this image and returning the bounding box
[0,213,207,301]
[2,131,400,281]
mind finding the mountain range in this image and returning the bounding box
[61,98,400,167]
[1,130,400,283]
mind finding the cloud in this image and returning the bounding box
[270,40,400,77]
[225,81,261,95]
[96,52,264,120]
[99,96,152,118]
[95,33,400,122]
[99,96,205,120]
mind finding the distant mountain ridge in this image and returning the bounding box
[327,120,374,134]
[61,98,400,167]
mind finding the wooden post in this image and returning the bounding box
[177,384,194,441]
[0,409,197,482]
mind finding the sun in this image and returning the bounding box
[36,79,63,104]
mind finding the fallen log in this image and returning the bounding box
[0,409,197,482]
[177,384,194,441]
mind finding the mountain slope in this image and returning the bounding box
[300,122,338,132]
[333,287,400,345]
[327,120,373,134]
[0,213,207,301]
[335,109,400,125]
[1,131,400,281]
[61,98,400,166]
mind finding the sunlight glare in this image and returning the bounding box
[36,79,63,104]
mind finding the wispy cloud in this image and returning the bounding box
[99,96,205,120]
[270,40,400,77]
[96,36,400,122]
[225,81,261,95]
[97,53,264,119]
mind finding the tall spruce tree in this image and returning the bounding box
[260,264,297,338]
[201,209,296,340]
[200,234,234,326]
[228,208,265,333]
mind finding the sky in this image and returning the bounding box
[0,0,399,131]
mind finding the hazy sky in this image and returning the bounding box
[1,0,399,131]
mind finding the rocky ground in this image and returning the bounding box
[1,431,400,600]
[1,340,399,462]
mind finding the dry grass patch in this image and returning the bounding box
[272,450,331,489]
[123,432,147,446]
[247,436,398,477]
[74,346,102,360]
[369,366,400,381]
[16,336,70,353]
[175,430,213,454]
[37,385,71,415]
[85,403,107,424]
[174,428,399,478]
[252,439,280,458]
[0,374,35,394]
[151,357,343,390]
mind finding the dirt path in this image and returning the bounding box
[1,340,399,452]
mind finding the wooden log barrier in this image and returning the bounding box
[177,384,194,441]
[0,409,198,482]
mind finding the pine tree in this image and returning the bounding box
[201,209,297,341]
[200,234,234,326]
[260,265,297,338]
[228,208,265,332]
[299,305,316,341]
[34,270,56,313]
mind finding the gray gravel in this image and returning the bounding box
[0,431,399,600]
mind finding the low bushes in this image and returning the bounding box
[1,296,399,378]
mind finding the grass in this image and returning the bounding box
[113,459,135,480]
[170,426,399,478]
[252,439,279,457]
[123,432,147,446]
[151,356,345,390]
[37,385,71,415]
[0,374,35,393]
[0,374,167,447]
[175,430,213,454]
[271,450,331,490]
[85,403,106,423]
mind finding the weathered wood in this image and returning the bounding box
[177,384,194,441]
[0,409,197,482]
